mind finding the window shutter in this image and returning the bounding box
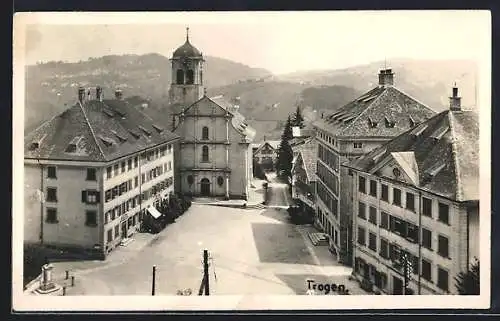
[82,190,87,203]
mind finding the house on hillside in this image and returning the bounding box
[312,68,437,266]
[344,86,479,295]
[24,86,179,259]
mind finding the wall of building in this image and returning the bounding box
[24,164,42,244]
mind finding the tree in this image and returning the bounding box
[282,115,293,141]
[455,258,480,295]
[276,139,294,178]
[292,105,305,129]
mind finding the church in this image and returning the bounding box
[166,28,256,200]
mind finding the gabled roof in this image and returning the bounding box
[293,139,317,182]
[25,98,180,162]
[254,140,280,154]
[313,85,436,138]
[346,109,479,202]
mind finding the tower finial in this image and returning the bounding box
[186,27,190,42]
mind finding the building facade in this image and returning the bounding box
[345,86,479,294]
[291,138,317,217]
[313,68,437,265]
[167,29,255,199]
[24,87,179,258]
[252,140,280,171]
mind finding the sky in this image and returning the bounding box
[19,11,490,75]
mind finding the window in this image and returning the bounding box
[422,228,432,250]
[134,157,138,168]
[358,176,366,193]
[393,188,401,206]
[187,175,194,185]
[380,238,389,259]
[369,180,377,197]
[438,203,449,224]
[381,184,388,201]
[202,145,209,162]
[406,192,415,212]
[121,161,126,173]
[134,176,139,188]
[422,197,432,217]
[390,243,401,262]
[106,167,112,179]
[358,202,366,220]
[85,210,97,227]
[202,126,209,140]
[113,164,119,176]
[105,190,112,202]
[114,225,119,238]
[357,227,366,246]
[107,229,113,243]
[369,206,377,225]
[127,159,132,171]
[438,235,449,258]
[380,211,389,229]
[82,190,100,204]
[46,208,58,223]
[86,168,97,181]
[47,166,57,179]
[391,216,406,236]
[46,187,57,202]
[421,259,432,281]
[437,267,449,292]
[368,232,377,251]
[217,176,224,186]
[406,223,418,243]
[353,142,363,149]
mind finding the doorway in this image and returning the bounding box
[392,275,403,295]
[200,178,211,196]
[121,221,127,239]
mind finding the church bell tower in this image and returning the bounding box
[168,27,205,106]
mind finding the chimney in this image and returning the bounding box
[378,68,394,87]
[96,86,103,101]
[78,87,85,103]
[232,96,241,111]
[115,89,123,100]
[449,84,462,111]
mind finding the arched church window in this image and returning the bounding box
[202,126,209,140]
[176,69,184,85]
[187,175,194,185]
[186,70,194,84]
[217,176,224,186]
[202,145,209,162]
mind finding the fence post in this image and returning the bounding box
[65,270,69,280]
[152,265,156,296]
[71,276,75,287]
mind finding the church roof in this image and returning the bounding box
[172,28,203,59]
[346,109,479,202]
[313,83,436,139]
[25,97,180,162]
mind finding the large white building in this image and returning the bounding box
[24,87,179,258]
[344,86,479,294]
[312,68,436,265]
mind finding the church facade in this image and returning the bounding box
[167,29,255,199]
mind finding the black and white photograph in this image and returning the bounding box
[12,11,491,311]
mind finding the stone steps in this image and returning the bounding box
[308,232,329,246]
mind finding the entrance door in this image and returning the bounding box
[392,275,403,295]
[121,221,127,239]
[200,178,211,196]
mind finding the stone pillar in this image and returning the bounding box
[40,264,55,291]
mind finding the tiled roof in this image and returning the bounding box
[313,86,436,138]
[296,139,317,181]
[346,109,479,202]
[25,98,180,162]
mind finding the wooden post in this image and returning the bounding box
[65,270,69,280]
[203,250,209,295]
[152,265,156,296]
[71,276,75,287]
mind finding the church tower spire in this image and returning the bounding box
[168,27,205,106]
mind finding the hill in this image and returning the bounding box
[276,58,478,112]
[24,53,272,133]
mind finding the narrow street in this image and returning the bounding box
[52,173,359,296]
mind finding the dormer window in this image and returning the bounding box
[129,129,141,139]
[384,117,396,128]
[103,109,114,118]
[29,134,47,151]
[409,115,417,127]
[430,125,449,141]
[138,125,152,137]
[368,117,378,128]
[98,135,115,147]
[110,130,127,143]
[65,136,83,153]
[152,124,164,133]
[353,142,363,149]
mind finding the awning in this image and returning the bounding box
[147,206,162,219]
